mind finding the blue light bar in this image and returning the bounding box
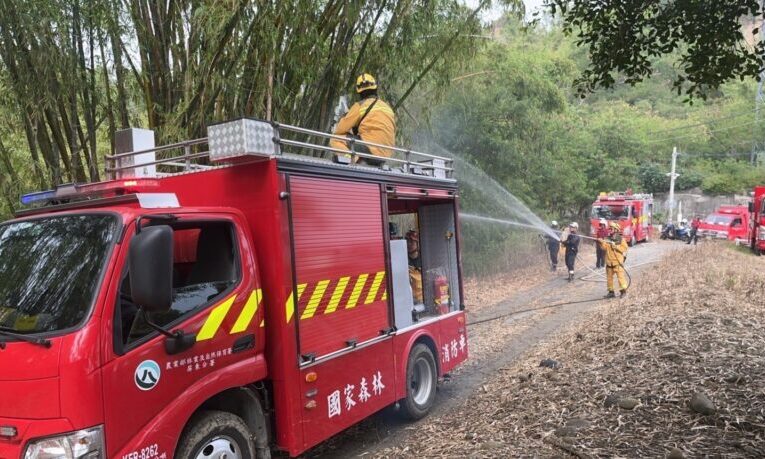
[20,189,57,205]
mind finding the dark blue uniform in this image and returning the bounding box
[562,233,580,280]
[544,234,559,270]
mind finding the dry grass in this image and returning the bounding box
[463,264,549,314]
[377,245,765,458]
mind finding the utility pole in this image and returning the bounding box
[753,3,765,165]
[667,147,680,223]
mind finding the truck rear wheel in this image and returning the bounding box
[176,410,254,459]
[400,343,437,420]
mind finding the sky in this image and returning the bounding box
[463,0,546,22]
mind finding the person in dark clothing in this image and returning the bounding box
[562,222,580,282]
[687,216,701,245]
[543,220,560,272]
[406,230,422,270]
[595,218,609,269]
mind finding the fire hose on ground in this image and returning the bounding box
[467,239,663,328]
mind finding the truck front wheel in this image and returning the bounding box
[176,410,254,459]
[400,343,437,420]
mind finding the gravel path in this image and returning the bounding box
[302,240,681,458]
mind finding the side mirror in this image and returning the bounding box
[749,202,754,213]
[129,225,173,312]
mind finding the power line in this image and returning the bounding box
[647,119,761,143]
[649,107,760,135]
[681,151,755,158]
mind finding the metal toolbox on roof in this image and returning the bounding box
[207,118,280,162]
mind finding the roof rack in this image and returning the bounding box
[597,191,653,201]
[104,119,454,181]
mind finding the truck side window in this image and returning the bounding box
[117,220,240,347]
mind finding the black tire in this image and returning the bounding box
[176,410,254,459]
[400,343,438,420]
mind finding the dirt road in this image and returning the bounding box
[302,240,680,458]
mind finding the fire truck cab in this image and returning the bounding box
[698,205,750,243]
[750,186,765,255]
[590,191,653,245]
[0,119,467,458]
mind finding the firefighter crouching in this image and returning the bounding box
[330,73,396,166]
[601,222,629,298]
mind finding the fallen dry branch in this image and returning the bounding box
[376,245,765,458]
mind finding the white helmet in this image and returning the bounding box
[551,220,558,228]
[681,218,688,224]
[599,218,607,225]
[569,222,579,229]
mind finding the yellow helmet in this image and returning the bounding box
[610,222,622,232]
[355,73,378,93]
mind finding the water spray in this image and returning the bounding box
[426,142,632,291]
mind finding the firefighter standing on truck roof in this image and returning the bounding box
[601,222,629,298]
[330,73,396,166]
[561,222,580,282]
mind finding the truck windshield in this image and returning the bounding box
[0,214,118,334]
[592,205,630,220]
[704,214,734,225]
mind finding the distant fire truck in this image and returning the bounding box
[0,119,467,458]
[750,186,765,255]
[697,205,750,243]
[590,191,653,245]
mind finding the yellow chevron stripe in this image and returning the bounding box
[197,295,237,341]
[381,290,387,301]
[285,284,307,323]
[325,277,350,314]
[364,271,385,304]
[230,289,262,334]
[301,280,330,319]
[259,319,265,328]
[346,274,369,309]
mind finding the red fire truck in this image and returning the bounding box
[697,205,750,243]
[750,186,765,255]
[0,119,467,458]
[590,191,653,246]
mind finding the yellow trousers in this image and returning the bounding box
[606,265,628,292]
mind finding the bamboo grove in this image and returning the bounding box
[0,0,518,212]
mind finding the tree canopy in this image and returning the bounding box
[544,1,765,101]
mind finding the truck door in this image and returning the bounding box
[100,213,262,458]
[287,176,396,451]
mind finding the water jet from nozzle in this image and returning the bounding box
[419,142,559,240]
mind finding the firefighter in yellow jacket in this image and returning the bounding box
[330,73,396,166]
[600,222,629,298]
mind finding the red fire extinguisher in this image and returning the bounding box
[434,275,450,314]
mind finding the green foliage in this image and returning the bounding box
[637,164,668,194]
[544,0,765,101]
[409,19,765,275]
[696,159,765,195]
[638,163,703,193]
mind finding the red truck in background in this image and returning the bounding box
[0,119,467,459]
[697,205,750,243]
[750,186,765,255]
[590,191,653,246]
